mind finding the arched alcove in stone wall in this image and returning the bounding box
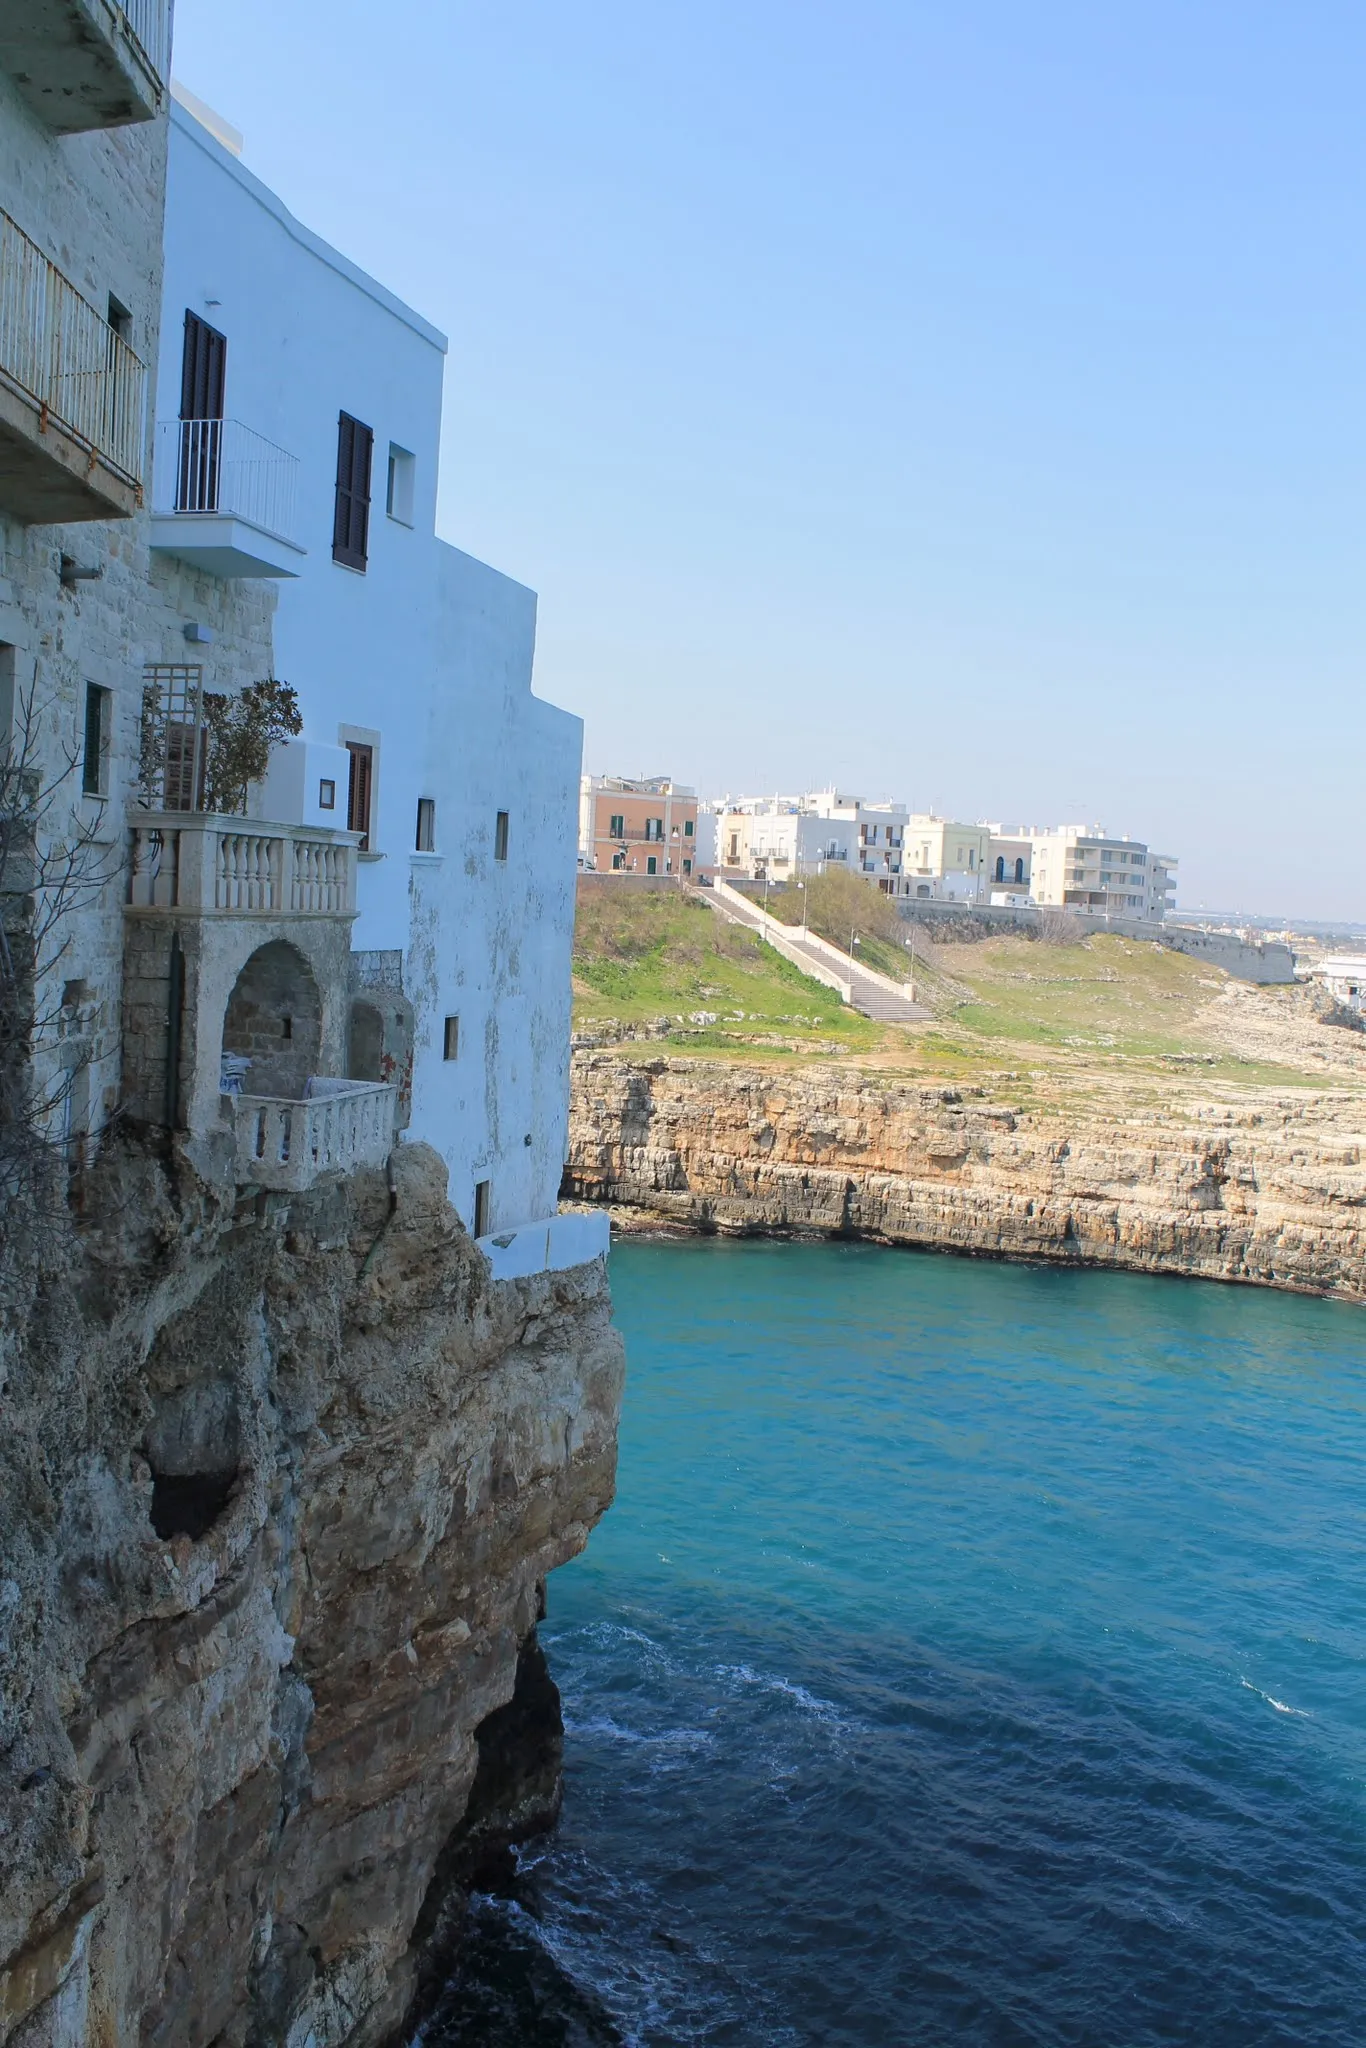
[347,999,384,1083]
[222,940,322,1099]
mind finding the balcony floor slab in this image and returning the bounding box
[0,0,163,132]
[149,511,306,579]
[0,380,141,522]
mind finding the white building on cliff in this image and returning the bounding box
[152,91,595,1258]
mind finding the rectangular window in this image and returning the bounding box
[318,777,336,810]
[647,855,658,875]
[645,817,664,841]
[612,853,625,869]
[683,858,692,875]
[176,312,228,514]
[81,683,110,796]
[443,1015,460,1061]
[333,412,374,570]
[473,1178,491,1238]
[494,810,509,861]
[386,443,415,525]
[684,818,694,836]
[609,813,625,838]
[415,797,436,851]
[346,741,374,850]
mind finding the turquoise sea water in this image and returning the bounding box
[427,1239,1366,2046]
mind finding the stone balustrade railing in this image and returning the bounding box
[128,813,359,917]
[233,1079,396,1192]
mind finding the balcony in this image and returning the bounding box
[232,1079,396,1193]
[150,418,306,578]
[128,814,359,917]
[0,207,146,521]
[0,0,167,132]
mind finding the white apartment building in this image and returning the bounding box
[152,92,592,1248]
[1311,956,1366,1015]
[712,790,911,895]
[1028,827,1176,921]
[985,830,1033,906]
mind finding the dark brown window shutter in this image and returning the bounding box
[346,741,373,850]
[333,412,374,570]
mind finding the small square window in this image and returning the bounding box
[387,443,416,526]
[443,1015,460,1061]
[494,810,509,861]
[473,1178,491,1238]
[81,682,110,797]
[416,797,436,852]
[318,777,336,810]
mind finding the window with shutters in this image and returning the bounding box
[333,413,374,571]
[81,684,110,797]
[346,742,374,850]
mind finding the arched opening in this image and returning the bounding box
[1014,857,1025,884]
[994,856,1005,882]
[221,940,322,1099]
[348,999,384,1083]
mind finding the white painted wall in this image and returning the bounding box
[161,101,584,1234]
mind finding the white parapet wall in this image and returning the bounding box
[710,881,854,1000]
[476,1209,612,1280]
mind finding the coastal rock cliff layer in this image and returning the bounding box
[566,1051,1366,1302]
[0,1142,623,2047]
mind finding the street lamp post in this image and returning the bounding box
[797,879,807,935]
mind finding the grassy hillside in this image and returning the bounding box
[573,884,1366,1096]
[573,888,886,1055]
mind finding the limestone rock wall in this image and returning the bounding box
[0,1141,623,2047]
[566,1051,1366,1302]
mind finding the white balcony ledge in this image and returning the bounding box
[149,509,306,579]
[0,1,168,134]
[476,1210,611,1279]
[232,1080,396,1192]
[150,418,305,579]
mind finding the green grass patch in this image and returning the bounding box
[573,888,887,1053]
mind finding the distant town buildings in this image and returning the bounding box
[578,774,698,876]
[698,791,912,894]
[581,780,1179,922]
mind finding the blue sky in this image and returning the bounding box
[172,1,1365,919]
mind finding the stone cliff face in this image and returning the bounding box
[0,1142,623,2047]
[565,1051,1366,1302]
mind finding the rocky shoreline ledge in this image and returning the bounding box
[565,1050,1366,1304]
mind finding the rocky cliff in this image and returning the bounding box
[565,1050,1366,1302]
[0,1141,623,2047]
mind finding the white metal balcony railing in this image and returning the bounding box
[233,1079,396,1192]
[155,418,301,544]
[120,0,173,81]
[128,814,358,917]
[0,208,146,484]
